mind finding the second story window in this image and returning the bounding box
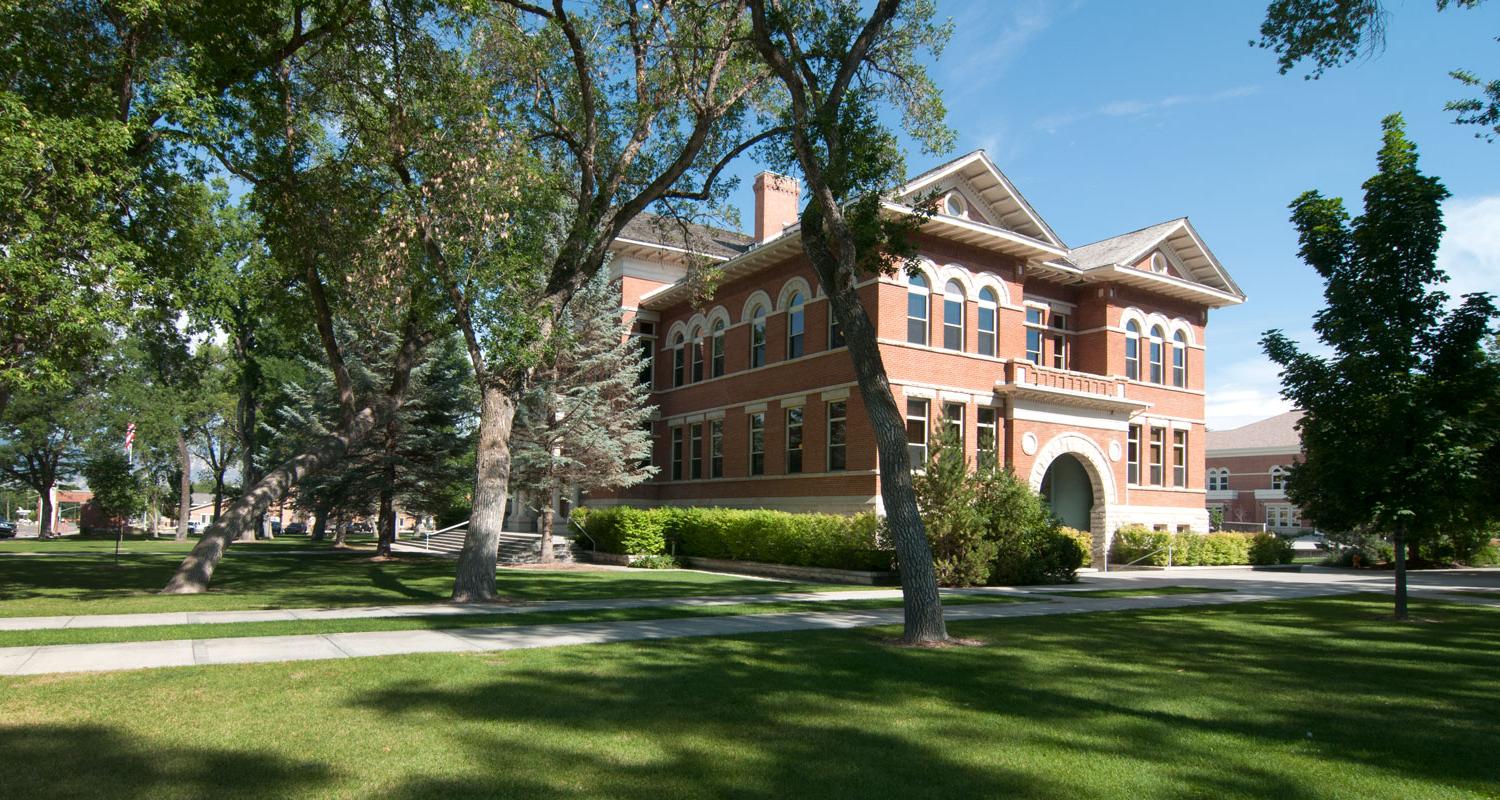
[1207,467,1229,491]
[748,412,765,475]
[827,400,847,471]
[977,287,998,356]
[672,333,686,387]
[906,399,930,467]
[943,281,965,351]
[1149,325,1165,384]
[750,306,767,368]
[828,304,845,348]
[690,326,704,383]
[907,273,929,345]
[1270,465,1288,491]
[785,406,804,474]
[787,292,805,359]
[1050,312,1069,370]
[1025,307,1045,363]
[634,322,655,387]
[1125,320,1141,380]
[1172,331,1187,387]
[711,320,726,378]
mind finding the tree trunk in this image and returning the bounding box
[538,489,556,565]
[177,431,192,542]
[159,408,380,593]
[1392,522,1409,621]
[376,419,398,557]
[332,511,348,547]
[312,503,329,541]
[38,483,54,539]
[212,477,224,523]
[237,348,258,544]
[452,384,516,602]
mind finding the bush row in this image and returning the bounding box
[572,506,892,572]
[1110,525,1294,566]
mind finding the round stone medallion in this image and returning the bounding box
[1108,440,1123,462]
[1021,432,1038,456]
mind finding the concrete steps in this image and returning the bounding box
[397,529,575,563]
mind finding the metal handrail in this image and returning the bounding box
[1114,542,1175,569]
[568,515,596,553]
[422,520,468,551]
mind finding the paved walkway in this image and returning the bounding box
[2,567,1495,677]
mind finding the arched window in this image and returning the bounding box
[1149,325,1165,384]
[945,193,966,217]
[749,305,767,368]
[1269,465,1288,491]
[690,326,704,383]
[941,280,965,351]
[1208,468,1229,492]
[786,292,805,359]
[671,333,686,387]
[977,287,998,356]
[1150,252,1169,274]
[711,320,726,377]
[1172,331,1187,387]
[907,273,929,345]
[1124,320,1141,380]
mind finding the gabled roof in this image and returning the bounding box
[1207,410,1305,453]
[1069,219,1184,270]
[894,150,1066,248]
[1066,217,1243,299]
[616,213,754,260]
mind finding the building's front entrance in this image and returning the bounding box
[1039,453,1094,532]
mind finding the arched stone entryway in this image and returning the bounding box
[1028,433,1116,563]
[1040,454,1093,532]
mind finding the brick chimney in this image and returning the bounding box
[753,171,800,243]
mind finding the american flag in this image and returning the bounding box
[124,422,136,452]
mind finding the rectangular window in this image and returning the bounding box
[788,307,805,359]
[1050,333,1066,369]
[829,309,845,348]
[750,321,766,368]
[748,413,765,476]
[635,328,654,387]
[1127,425,1141,485]
[785,407,804,474]
[1149,339,1163,384]
[1173,430,1187,487]
[976,407,997,467]
[710,420,723,478]
[907,288,928,345]
[671,427,684,481]
[711,331,725,377]
[977,306,995,356]
[906,399,930,467]
[1025,307,1044,364]
[691,338,704,382]
[690,423,703,480]
[1149,427,1165,485]
[827,401,847,471]
[943,296,963,351]
[673,345,685,387]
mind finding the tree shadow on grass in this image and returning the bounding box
[0,724,334,800]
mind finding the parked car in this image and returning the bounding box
[186,521,203,536]
[0,518,15,538]
[284,521,308,536]
[347,521,373,535]
[269,520,282,536]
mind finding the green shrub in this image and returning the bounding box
[575,506,891,571]
[1111,525,1170,565]
[979,467,1079,585]
[572,506,666,555]
[1471,542,1500,567]
[1249,532,1295,565]
[914,425,995,586]
[1110,528,1269,566]
[1058,527,1093,569]
[628,554,680,570]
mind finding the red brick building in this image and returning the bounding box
[596,152,1245,559]
[1205,410,1307,533]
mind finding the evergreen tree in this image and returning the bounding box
[1263,115,1500,620]
[511,275,656,562]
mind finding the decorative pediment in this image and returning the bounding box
[894,150,1065,248]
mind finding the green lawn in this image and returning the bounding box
[1042,585,1235,599]
[0,552,868,618]
[0,594,1494,799]
[0,594,1024,648]
[0,533,376,554]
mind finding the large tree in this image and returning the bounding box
[746,0,953,643]
[1263,115,1500,620]
[0,385,94,537]
[1257,0,1498,141]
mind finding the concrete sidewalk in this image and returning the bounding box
[0,584,1354,677]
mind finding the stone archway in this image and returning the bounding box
[1040,454,1094,532]
[1028,433,1115,562]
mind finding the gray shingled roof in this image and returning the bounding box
[1068,218,1185,269]
[617,213,754,259]
[1207,410,1305,452]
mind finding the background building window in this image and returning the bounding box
[748,413,765,475]
[787,292,805,359]
[1270,465,1288,491]
[827,401,847,471]
[1149,325,1165,384]
[689,424,703,479]
[1172,331,1187,387]
[976,407,997,466]
[711,320,726,377]
[943,281,965,351]
[907,274,929,345]
[671,427,684,480]
[1125,320,1141,380]
[977,287,998,356]
[750,306,767,368]
[906,399,930,467]
[1207,467,1229,491]
[710,420,723,478]
[1127,425,1141,484]
[1173,430,1188,487]
[785,407,804,474]
[1149,427,1165,484]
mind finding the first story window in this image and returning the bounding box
[689,423,703,480]
[1173,430,1188,488]
[785,406,804,474]
[943,402,964,445]
[710,420,724,478]
[976,407,998,467]
[906,399,930,467]
[1266,505,1297,528]
[1127,425,1141,485]
[748,413,765,476]
[671,427,684,481]
[1149,427,1165,485]
[827,401,847,471]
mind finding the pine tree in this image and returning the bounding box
[511,275,656,562]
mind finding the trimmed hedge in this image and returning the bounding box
[573,506,892,572]
[1110,525,1294,566]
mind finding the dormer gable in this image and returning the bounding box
[893,150,1065,249]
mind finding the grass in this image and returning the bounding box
[0,594,1023,648]
[0,532,377,554]
[0,551,870,618]
[0,594,1494,799]
[1042,585,1235,599]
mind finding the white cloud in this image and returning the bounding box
[1035,85,1260,132]
[1437,196,1500,301]
[1205,356,1294,431]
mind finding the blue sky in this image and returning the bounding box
[719,0,1500,429]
